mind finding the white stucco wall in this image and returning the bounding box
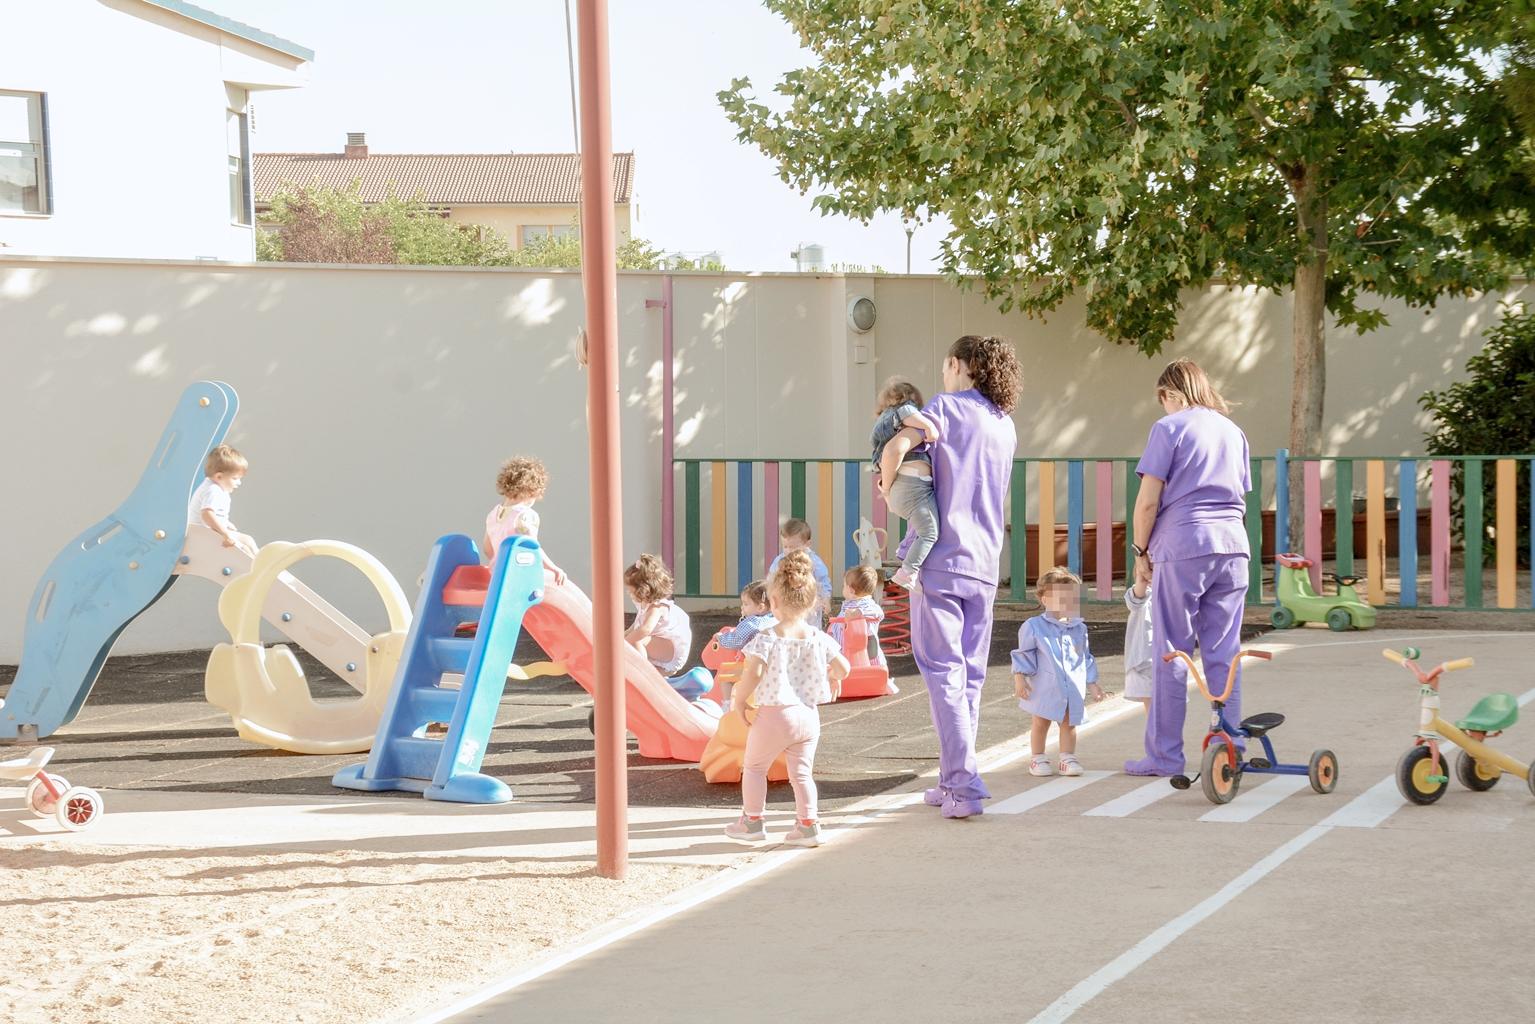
[0,0,307,263]
[0,256,1524,660]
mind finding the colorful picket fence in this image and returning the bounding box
[669,453,1533,610]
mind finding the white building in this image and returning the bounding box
[0,0,310,261]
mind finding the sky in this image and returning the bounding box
[208,0,949,273]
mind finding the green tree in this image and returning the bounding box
[260,182,668,270]
[1420,303,1535,565]
[721,0,1535,476]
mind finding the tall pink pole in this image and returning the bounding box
[576,0,627,880]
[660,275,675,569]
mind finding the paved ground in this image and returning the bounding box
[0,613,1181,810]
[444,628,1535,1024]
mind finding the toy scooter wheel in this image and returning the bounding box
[1527,759,1535,800]
[25,774,68,817]
[1308,749,1339,793]
[1325,608,1353,632]
[1455,750,1500,792]
[1396,746,1448,805]
[1270,606,1297,630]
[1201,741,1241,805]
[55,787,102,831]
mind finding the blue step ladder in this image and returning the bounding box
[332,533,544,804]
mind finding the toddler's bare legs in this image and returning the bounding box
[1058,721,1077,755]
[1030,715,1053,756]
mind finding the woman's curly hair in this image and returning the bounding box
[950,335,1023,414]
[496,457,549,502]
[624,553,674,604]
[769,549,819,616]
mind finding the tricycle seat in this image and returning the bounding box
[1455,693,1518,734]
[1239,712,1285,737]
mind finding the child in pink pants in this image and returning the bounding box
[725,550,850,848]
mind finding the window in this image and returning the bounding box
[0,90,50,215]
[520,223,576,246]
[227,110,251,225]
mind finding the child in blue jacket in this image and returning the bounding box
[1013,567,1105,777]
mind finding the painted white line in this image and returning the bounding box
[980,699,1149,775]
[1199,775,1308,824]
[1316,775,1407,830]
[1082,779,1180,818]
[991,772,1113,815]
[1027,824,1332,1024]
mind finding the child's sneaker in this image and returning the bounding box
[784,821,822,847]
[891,566,917,591]
[1058,754,1084,777]
[1029,754,1055,777]
[724,814,767,845]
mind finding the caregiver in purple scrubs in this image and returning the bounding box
[1124,359,1251,776]
[882,336,1022,818]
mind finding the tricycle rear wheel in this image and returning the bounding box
[1201,740,1241,805]
[1454,750,1500,792]
[1308,749,1338,794]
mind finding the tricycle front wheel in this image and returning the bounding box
[1201,740,1242,805]
[1396,746,1448,805]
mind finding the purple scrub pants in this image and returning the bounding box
[1133,553,1249,774]
[911,569,995,803]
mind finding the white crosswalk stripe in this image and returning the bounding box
[1082,779,1180,818]
[1198,775,1309,823]
[990,772,1113,814]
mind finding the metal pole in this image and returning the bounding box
[563,0,580,152]
[905,225,913,275]
[576,0,627,879]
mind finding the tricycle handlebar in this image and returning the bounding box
[1381,648,1474,681]
[1444,657,1475,672]
[1161,648,1271,703]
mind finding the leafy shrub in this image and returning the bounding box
[1420,303,1535,565]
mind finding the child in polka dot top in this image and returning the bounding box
[724,550,850,849]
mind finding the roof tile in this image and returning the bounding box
[252,152,633,205]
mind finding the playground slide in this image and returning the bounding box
[522,581,717,762]
[2,381,238,740]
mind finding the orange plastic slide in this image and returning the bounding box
[522,580,719,762]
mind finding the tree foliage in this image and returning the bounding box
[258,183,667,270]
[1420,303,1535,564]
[720,0,1535,456]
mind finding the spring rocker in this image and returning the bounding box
[826,614,893,699]
[1383,647,1534,805]
[0,745,102,831]
[1272,552,1376,631]
[851,518,912,656]
[1167,649,1339,805]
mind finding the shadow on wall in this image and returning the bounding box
[0,262,641,660]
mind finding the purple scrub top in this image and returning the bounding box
[1136,407,1251,562]
[921,389,1018,584]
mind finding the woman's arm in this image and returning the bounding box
[900,410,941,442]
[1133,475,1164,586]
[878,426,924,495]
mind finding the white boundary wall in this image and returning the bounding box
[0,256,1526,658]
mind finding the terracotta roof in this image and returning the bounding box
[253,152,634,205]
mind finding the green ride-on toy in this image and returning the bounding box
[1271,553,1377,632]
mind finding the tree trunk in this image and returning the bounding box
[1288,168,1327,553]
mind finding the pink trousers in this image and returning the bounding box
[741,704,821,822]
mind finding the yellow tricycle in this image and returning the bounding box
[1384,647,1534,805]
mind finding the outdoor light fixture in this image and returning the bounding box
[847,294,877,333]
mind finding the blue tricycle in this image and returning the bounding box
[1166,649,1340,805]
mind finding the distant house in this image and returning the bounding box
[254,136,635,247]
[1,0,311,260]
